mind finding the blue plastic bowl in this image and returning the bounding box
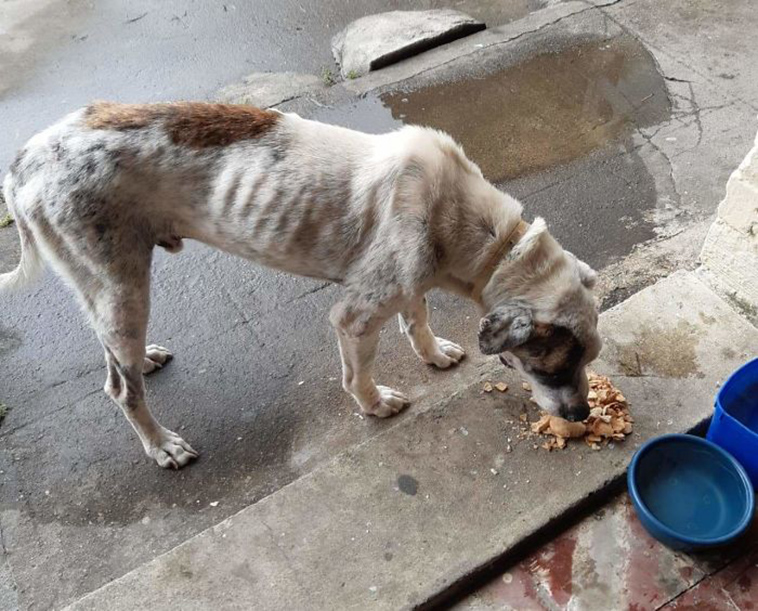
[628,434,755,551]
[707,357,758,489]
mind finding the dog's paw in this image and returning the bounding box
[146,428,199,469]
[143,344,173,375]
[364,386,410,418]
[427,337,466,369]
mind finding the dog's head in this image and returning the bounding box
[478,219,601,422]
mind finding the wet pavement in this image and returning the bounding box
[2,0,758,609]
[453,494,758,610]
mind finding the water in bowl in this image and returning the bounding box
[637,444,749,539]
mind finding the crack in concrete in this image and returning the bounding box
[653,552,746,611]
[288,281,331,303]
[663,75,693,84]
[686,82,704,147]
[634,124,683,207]
[599,4,758,113]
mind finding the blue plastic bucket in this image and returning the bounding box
[707,357,758,490]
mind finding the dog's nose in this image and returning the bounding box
[559,402,590,422]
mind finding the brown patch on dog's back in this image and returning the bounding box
[85,101,280,148]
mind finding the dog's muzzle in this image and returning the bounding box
[558,402,590,422]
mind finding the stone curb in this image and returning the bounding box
[331,10,485,79]
[700,124,758,321]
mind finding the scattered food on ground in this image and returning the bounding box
[0,213,14,228]
[530,373,633,451]
[483,381,508,393]
[522,382,531,391]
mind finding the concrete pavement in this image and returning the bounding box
[2,0,758,608]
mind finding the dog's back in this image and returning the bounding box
[3,102,436,285]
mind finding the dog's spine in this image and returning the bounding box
[0,182,44,291]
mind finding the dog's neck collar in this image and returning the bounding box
[471,219,530,305]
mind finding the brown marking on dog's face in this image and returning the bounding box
[85,102,280,148]
[519,323,583,376]
[502,323,586,389]
[500,323,591,421]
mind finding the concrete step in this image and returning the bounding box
[66,271,758,610]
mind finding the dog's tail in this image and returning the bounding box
[0,181,44,292]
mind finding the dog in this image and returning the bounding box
[1,102,601,469]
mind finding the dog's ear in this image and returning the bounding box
[576,258,597,289]
[565,251,598,290]
[509,217,547,261]
[478,305,533,354]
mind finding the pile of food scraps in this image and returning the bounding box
[530,372,633,451]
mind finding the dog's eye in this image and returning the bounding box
[498,355,514,369]
[532,367,575,388]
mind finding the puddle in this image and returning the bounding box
[306,94,402,134]
[382,35,670,183]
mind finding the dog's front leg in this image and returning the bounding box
[399,295,465,368]
[330,301,410,418]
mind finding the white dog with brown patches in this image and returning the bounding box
[1,102,601,469]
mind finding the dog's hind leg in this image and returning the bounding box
[92,273,197,469]
[330,294,410,418]
[399,295,465,368]
[36,223,197,469]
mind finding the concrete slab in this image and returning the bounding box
[66,271,758,610]
[331,10,485,78]
[215,72,326,108]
